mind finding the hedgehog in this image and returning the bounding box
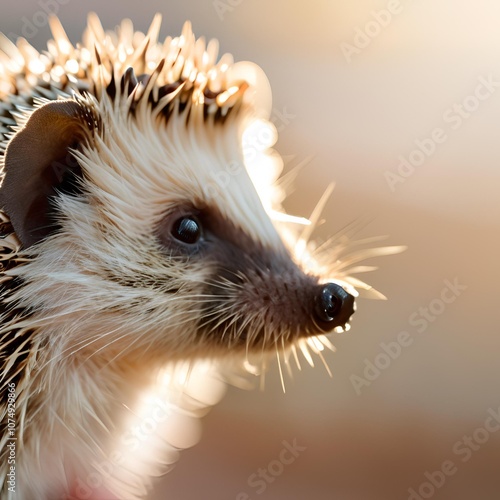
[0,13,403,500]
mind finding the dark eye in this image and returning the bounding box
[171,216,202,244]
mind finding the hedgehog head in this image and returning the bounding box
[0,15,358,369]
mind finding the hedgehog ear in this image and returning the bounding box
[0,99,96,248]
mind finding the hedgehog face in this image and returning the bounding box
[0,88,355,363]
[157,203,356,350]
[0,17,360,367]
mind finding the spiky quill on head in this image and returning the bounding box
[0,13,403,500]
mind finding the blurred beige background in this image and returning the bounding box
[2,1,499,499]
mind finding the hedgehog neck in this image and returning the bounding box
[7,335,157,498]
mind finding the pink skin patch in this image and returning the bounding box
[66,484,120,500]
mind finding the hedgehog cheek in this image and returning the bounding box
[0,99,98,248]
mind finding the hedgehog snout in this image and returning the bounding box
[313,282,355,332]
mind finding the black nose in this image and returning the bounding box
[314,282,355,331]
